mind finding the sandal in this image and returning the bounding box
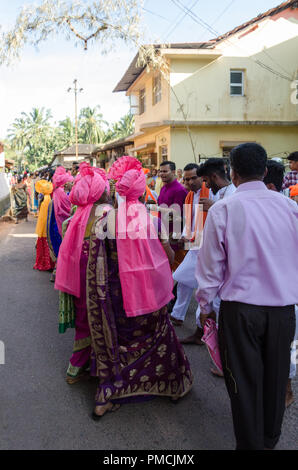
[92,403,121,421]
[66,371,89,384]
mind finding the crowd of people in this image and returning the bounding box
[10,145,298,450]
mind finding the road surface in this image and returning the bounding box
[0,216,296,450]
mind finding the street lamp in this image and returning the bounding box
[67,79,83,161]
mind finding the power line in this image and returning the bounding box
[197,0,236,41]
[170,0,293,82]
[164,0,200,41]
[142,7,171,22]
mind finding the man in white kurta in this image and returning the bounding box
[171,159,236,345]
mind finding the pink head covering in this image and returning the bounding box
[55,162,106,298]
[94,167,110,194]
[52,166,73,189]
[52,167,74,236]
[108,155,142,180]
[110,156,173,317]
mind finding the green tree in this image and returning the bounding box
[7,116,28,168]
[56,117,75,149]
[78,106,108,144]
[103,113,135,143]
[8,107,57,170]
[111,113,135,139]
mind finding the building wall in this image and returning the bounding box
[170,13,298,122]
[133,127,171,167]
[129,71,170,134]
[170,125,298,169]
[125,7,298,169]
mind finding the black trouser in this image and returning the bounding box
[218,301,296,450]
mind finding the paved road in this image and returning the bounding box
[0,216,297,450]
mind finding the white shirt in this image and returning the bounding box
[213,183,236,202]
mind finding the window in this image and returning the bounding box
[230,70,244,96]
[153,74,162,105]
[129,94,139,115]
[139,88,146,114]
[160,145,168,162]
[222,147,233,158]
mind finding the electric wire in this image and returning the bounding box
[170,0,293,82]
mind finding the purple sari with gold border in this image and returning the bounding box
[86,211,193,405]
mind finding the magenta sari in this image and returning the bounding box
[66,238,91,378]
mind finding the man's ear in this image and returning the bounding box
[263,167,268,178]
[266,182,276,191]
[230,168,238,187]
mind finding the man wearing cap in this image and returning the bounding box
[282,151,298,190]
[290,183,298,203]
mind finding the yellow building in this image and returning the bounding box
[114,0,298,168]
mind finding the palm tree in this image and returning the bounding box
[7,117,28,151]
[57,117,75,149]
[7,117,30,168]
[78,106,108,144]
[111,113,135,139]
[7,107,53,169]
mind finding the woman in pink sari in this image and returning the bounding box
[55,160,193,419]
[52,167,74,237]
[47,167,74,282]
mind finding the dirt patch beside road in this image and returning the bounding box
[0,218,15,238]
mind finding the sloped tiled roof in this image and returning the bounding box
[113,43,213,93]
[213,0,298,44]
[54,144,98,157]
[113,0,298,93]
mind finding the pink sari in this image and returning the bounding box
[52,168,74,236]
[113,162,173,317]
[55,163,106,298]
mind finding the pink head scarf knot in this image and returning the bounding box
[55,162,106,298]
[108,155,142,181]
[109,157,173,318]
[116,169,146,201]
[52,167,74,189]
[94,167,110,194]
[52,167,74,236]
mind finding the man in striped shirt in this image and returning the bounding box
[282,151,298,190]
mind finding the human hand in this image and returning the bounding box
[199,198,214,212]
[200,311,216,329]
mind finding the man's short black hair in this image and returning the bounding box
[287,151,298,162]
[263,160,285,192]
[160,161,176,171]
[198,158,226,179]
[183,163,200,176]
[230,143,267,179]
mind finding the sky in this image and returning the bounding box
[0,0,280,138]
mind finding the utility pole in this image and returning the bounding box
[68,79,83,161]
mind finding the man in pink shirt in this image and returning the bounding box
[157,160,188,270]
[196,143,298,450]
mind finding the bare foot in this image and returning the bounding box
[180,327,204,345]
[170,317,183,326]
[210,367,224,377]
[92,403,121,420]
